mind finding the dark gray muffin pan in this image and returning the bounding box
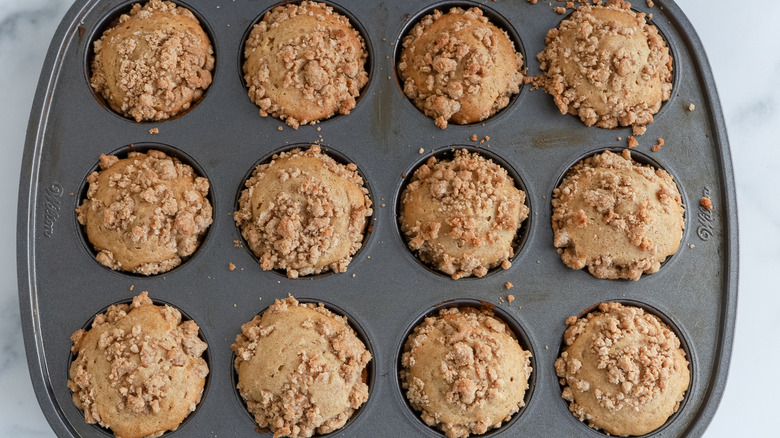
[18,0,737,437]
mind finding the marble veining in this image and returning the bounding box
[0,0,776,437]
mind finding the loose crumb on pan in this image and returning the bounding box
[627,136,638,148]
[507,293,515,302]
[688,103,695,111]
[228,262,236,271]
[505,283,514,291]
[554,6,566,14]
[555,302,690,436]
[652,137,664,152]
[90,0,215,122]
[149,128,159,135]
[700,196,713,210]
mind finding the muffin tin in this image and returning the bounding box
[18,0,737,437]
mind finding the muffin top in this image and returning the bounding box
[401,307,532,438]
[90,0,214,122]
[552,149,683,280]
[234,145,372,278]
[401,149,528,279]
[538,0,672,133]
[555,302,690,435]
[243,1,368,129]
[231,296,371,438]
[76,150,213,275]
[67,292,209,438]
[399,7,523,129]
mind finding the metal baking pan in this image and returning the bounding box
[18,0,737,436]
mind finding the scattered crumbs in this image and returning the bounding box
[545,345,549,350]
[317,126,321,131]
[506,283,514,290]
[517,305,522,310]
[381,203,386,207]
[258,296,262,300]
[69,192,74,196]
[233,303,237,307]
[367,256,371,259]
[241,268,244,271]
[216,5,220,8]
[418,147,424,154]
[277,280,281,284]
[401,173,406,179]
[129,285,134,291]
[527,0,537,3]
[148,127,159,134]
[689,244,695,249]
[352,273,356,278]
[387,76,391,80]
[485,136,490,141]
[470,134,478,141]
[499,297,505,303]
[229,263,236,271]
[382,38,386,41]
[541,195,546,199]
[646,0,654,7]
[633,124,647,136]
[507,293,515,302]
[617,136,622,141]
[536,260,540,263]
[233,240,242,248]
[652,138,665,152]
[554,6,566,14]
[628,136,639,148]
[277,126,283,131]
[501,259,512,270]
[689,103,696,111]
[648,13,653,19]
[700,196,713,210]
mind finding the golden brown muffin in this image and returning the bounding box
[555,302,690,435]
[76,150,213,275]
[243,1,368,129]
[551,149,684,280]
[400,149,528,279]
[234,145,372,278]
[398,7,523,129]
[401,307,532,438]
[67,292,209,438]
[231,296,371,438]
[538,0,672,134]
[90,0,215,122]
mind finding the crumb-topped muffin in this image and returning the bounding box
[90,0,215,122]
[231,296,371,438]
[401,307,532,438]
[243,1,368,129]
[399,7,523,129]
[234,145,372,278]
[400,149,528,279]
[552,150,683,280]
[538,0,672,134]
[76,150,213,275]
[68,292,209,438]
[555,302,690,435]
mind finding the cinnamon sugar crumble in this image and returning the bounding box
[149,128,159,135]
[652,137,665,151]
[228,262,236,271]
[627,136,639,148]
[700,196,713,210]
[90,0,214,122]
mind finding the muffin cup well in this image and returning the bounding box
[394,145,532,280]
[549,147,689,280]
[229,297,376,436]
[237,0,374,128]
[553,299,694,437]
[233,143,375,279]
[392,0,527,128]
[394,298,537,437]
[75,142,217,278]
[66,296,212,438]
[83,0,218,123]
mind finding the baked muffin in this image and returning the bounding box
[68,292,209,438]
[90,0,215,122]
[76,150,213,275]
[555,302,690,435]
[231,296,371,438]
[538,0,672,134]
[551,149,684,280]
[234,145,372,278]
[398,7,523,129]
[401,307,532,438]
[243,1,368,129]
[400,149,528,279]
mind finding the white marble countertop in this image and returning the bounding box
[0,0,775,436]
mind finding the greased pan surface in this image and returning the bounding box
[18,0,737,437]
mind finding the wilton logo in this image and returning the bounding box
[43,183,63,238]
[696,187,714,241]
